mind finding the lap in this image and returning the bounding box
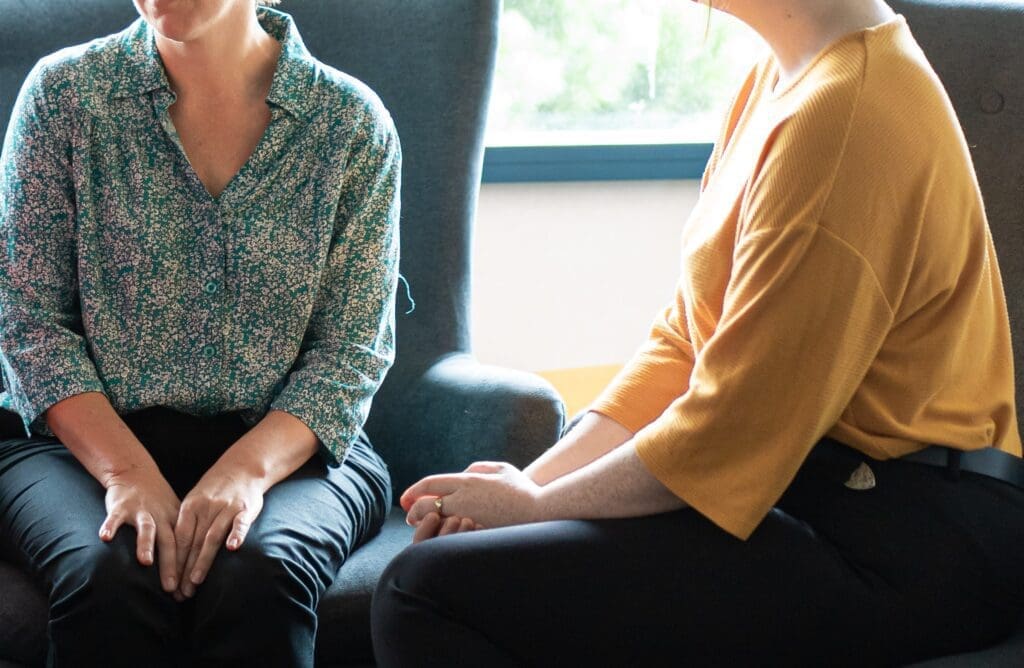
[378,439,1024,667]
[227,434,391,583]
[384,509,881,666]
[0,426,391,600]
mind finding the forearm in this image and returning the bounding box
[213,409,319,493]
[536,441,685,521]
[524,411,634,485]
[45,391,159,488]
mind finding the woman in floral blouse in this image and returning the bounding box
[0,0,399,665]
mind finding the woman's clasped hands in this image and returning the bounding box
[400,461,543,543]
[99,458,266,601]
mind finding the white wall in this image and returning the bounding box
[471,180,700,372]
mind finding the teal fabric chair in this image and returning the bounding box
[890,0,1024,662]
[0,1,563,665]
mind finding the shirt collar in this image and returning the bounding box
[110,18,169,98]
[111,8,317,122]
[261,9,318,121]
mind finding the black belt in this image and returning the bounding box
[900,445,1024,490]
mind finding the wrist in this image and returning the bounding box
[530,484,558,523]
[102,455,159,489]
[210,450,271,493]
[523,463,544,486]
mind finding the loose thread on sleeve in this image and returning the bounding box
[398,274,416,315]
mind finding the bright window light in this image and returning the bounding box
[487,0,764,147]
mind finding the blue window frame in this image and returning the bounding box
[481,143,713,183]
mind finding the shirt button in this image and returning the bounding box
[203,280,220,295]
[202,344,217,358]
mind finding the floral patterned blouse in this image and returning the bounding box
[0,9,401,464]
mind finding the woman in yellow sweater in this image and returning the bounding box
[372,0,1024,664]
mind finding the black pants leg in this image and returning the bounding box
[0,407,391,668]
[0,437,184,668]
[184,435,391,667]
[371,438,1024,667]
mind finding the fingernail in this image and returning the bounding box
[143,550,153,563]
[191,570,204,585]
[166,576,176,590]
[227,537,239,549]
[182,582,194,597]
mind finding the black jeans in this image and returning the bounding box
[372,438,1024,667]
[0,406,391,668]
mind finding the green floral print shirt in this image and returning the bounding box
[0,9,401,464]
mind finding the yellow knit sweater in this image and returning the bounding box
[591,16,1021,540]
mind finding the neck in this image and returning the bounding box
[156,5,279,101]
[719,0,896,88]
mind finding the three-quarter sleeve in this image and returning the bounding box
[632,222,894,539]
[0,60,105,435]
[590,64,764,435]
[591,294,695,433]
[270,107,401,465]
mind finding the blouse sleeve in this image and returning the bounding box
[0,59,106,435]
[270,105,401,465]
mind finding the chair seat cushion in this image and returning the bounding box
[906,613,1024,667]
[0,508,413,667]
[315,508,413,666]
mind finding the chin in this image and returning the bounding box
[134,0,202,42]
[147,17,200,43]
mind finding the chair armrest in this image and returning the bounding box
[368,354,566,496]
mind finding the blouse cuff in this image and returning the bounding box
[4,369,106,437]
[269,383,362,468]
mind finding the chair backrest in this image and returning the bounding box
[891,0,1024,439]
[0,0,500,423]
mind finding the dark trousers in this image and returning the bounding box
[372,438,1024,667]
[0,407,391,668]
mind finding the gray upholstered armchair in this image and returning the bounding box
[892,1,1024,663]
[0,1,564,666]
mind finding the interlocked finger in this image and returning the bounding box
[189,509,236,587]
[134,512,157,565]
[155,521,178,592]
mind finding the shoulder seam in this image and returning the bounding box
[743,222,896,317]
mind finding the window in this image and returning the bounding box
[482,1,763,182]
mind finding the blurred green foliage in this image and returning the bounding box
[489,0,761,143]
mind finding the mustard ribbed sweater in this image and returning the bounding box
[592,16,1021,540]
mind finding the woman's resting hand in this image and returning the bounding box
[101,464,182,593]
[173,462,265,599]
[410,512,482,544]
[401,462,543,542]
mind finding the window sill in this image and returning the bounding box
[480,143,713,183]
